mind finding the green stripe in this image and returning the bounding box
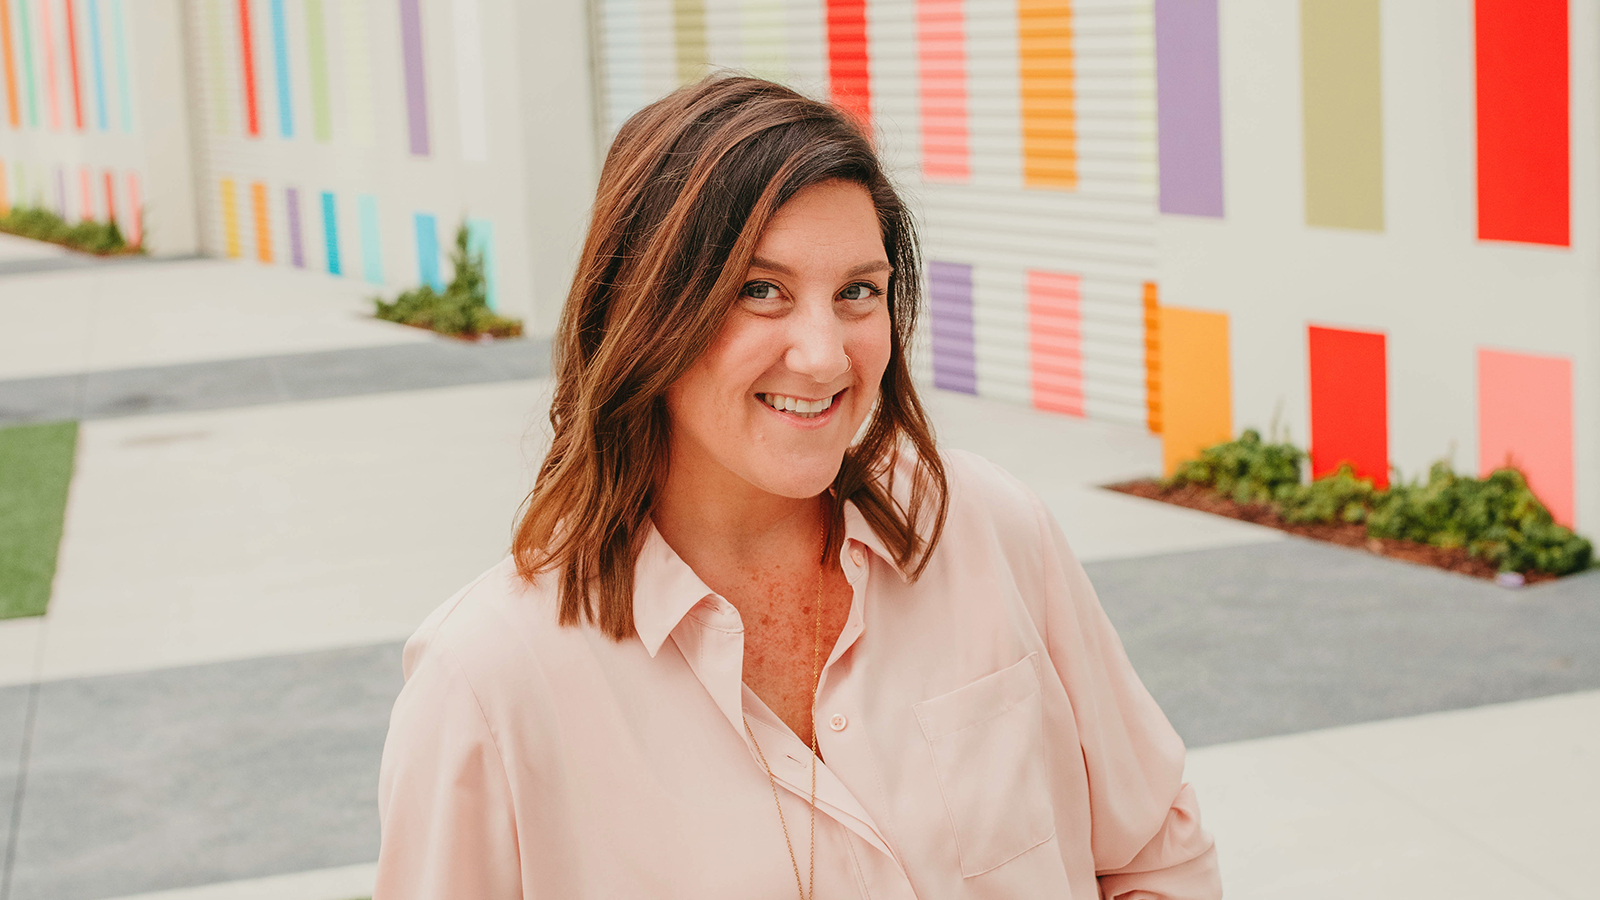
[673,0,708,84]
[18,0,39,127]
[0,420,78,620]
[1301,0,1384,231]
[203,0,231,134]
[306,0,330,140]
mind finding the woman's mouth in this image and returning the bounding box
[758,390,841,420]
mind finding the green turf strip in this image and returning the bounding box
[0,420,79,619]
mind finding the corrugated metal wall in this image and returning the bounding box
[592,0,1157,427]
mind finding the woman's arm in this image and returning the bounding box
[375,643,523,899]
[1025,488,1222,900]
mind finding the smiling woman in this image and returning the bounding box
[374,76,1221,900]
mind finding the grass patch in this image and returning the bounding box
[0,421,80,619]
[0,203,143,255]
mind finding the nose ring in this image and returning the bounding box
[844,354,852,371]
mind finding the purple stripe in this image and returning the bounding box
[286,186,305,267]
[928,261,976,394]
[399,0,430,156]
[1155,0,1223,217]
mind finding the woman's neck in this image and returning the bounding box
[652,460,828,579]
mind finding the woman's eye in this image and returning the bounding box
[839,283,881,302]
[742,282,781,301]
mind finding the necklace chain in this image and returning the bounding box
[742,520,825,900]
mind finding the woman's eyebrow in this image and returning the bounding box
[748,257,893,278]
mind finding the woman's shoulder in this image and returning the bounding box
[400,555,561,690]
[929,447,1051,543]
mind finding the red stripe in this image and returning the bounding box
[64,0,83,129]
[103,170,115,224]
[825,0,870,124]
[1476,0,1568,246]
[237,0,260,136]
[1307,326,1388,489]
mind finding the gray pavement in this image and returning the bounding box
[1,537,1595,897]
[1089,538,1600,747]
[0,338,552,425]
[3,644,400,900]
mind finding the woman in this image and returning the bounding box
[376,75,1220,899]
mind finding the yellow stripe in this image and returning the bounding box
[220,178,241,258]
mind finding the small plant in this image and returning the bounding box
[1281,464,1378,525]
[1167,431,1593,577]
[1166,428,1305,505]
[374,222,522,339]
[0,203,140,255]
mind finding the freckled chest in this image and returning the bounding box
[735,562,855,748]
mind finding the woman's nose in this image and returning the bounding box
[784,299,850,383]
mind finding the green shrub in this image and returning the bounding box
[374,222,522,338]
[1166,428,1305,505]
[1368,464,1592,575]
[1168,432,1594,576]
[1281,464,1378,525]
[0,203,136,254]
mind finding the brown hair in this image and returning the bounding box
[513,75,948,640]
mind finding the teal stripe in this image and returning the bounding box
[466,218,497,309]
[358,194,382,284]
[320,191,341,274]
[18,0,39,127]
[269,0,292,137]
[413,212,441,290]
[110,0,131,131]
[87,0,108,131]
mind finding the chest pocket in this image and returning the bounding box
[913,651,1055,877]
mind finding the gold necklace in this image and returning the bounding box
[742,521,825,900]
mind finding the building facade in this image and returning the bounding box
[2,0,1594,529]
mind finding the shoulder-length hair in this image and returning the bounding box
[513,74,948,640]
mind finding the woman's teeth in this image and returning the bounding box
[760,392,835,418]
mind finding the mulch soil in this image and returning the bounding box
[1105,479,1559,586]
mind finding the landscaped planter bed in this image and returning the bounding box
[1106,478,1560,586]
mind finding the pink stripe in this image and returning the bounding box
[1028,270,1083,415]
[78,164,91,219]
[918,0,968,181]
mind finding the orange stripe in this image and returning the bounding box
[251,181,272,262]
[1143,282,1161,433]
[1019,0,1074,189]
[0,0,20,127]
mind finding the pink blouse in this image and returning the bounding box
[375,450,1220,899]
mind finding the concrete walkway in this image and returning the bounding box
[1,233,1595,899]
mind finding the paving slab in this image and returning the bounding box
[0,260,431,381]
[1086,538,1600,748]
[0,682,34,885]
[1186,689,1600,899]
[0,339,551,425]
[29,380,550,685]
[5,643,401,900]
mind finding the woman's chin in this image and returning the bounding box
[749,463,846,500]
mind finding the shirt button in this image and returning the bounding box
[850,546,866,567]
[830,713,848,731]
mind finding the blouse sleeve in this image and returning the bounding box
[1025,489,1222,900]
[375,641,524,900]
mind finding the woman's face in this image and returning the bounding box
[666,179,893,502]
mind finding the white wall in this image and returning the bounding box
[1157,0,1600,527]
